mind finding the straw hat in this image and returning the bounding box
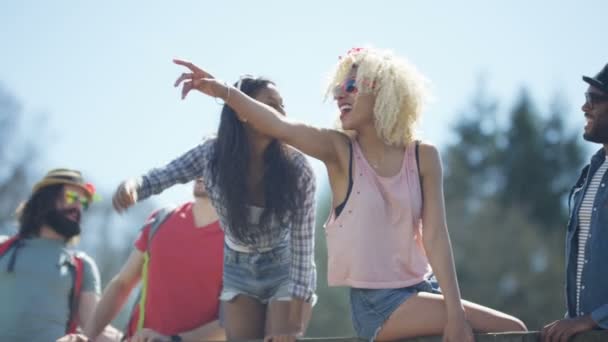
[32,168,96,200]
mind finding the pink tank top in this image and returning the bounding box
[324,139,432,288]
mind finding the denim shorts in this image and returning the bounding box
[350,276,441,341]
[220,242,291,304]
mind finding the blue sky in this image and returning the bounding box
[1,0,607,206]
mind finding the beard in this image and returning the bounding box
[584,113,608,144]
[45,208,81,239]
[584,126,608,144]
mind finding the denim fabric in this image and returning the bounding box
[349,277,441,341]
[220,242,291,304]
[566,148,608,328]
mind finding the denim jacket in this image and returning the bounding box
[566,148,608,328]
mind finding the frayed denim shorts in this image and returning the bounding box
[220,242,291,304]
[350,276,441,341]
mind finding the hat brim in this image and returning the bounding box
[583,76,608,93]
[32,179,94,200]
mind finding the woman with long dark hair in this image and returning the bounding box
[113,73,316,341]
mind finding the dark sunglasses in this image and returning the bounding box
[585,92,608,109]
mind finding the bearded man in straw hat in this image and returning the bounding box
[0,168,120,342]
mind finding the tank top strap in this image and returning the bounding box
[404,141,422,226]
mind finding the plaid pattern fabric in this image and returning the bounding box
[136,137,317,299]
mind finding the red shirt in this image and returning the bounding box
[127,202,224,336]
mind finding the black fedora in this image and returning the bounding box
[583,63,608,93]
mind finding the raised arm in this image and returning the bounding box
[173,59,347,166]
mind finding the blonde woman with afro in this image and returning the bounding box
[173,47,527,342]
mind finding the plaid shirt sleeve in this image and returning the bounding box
[288,153,317,299]
[136,139,214,201]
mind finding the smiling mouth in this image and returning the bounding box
[339,104,353,117]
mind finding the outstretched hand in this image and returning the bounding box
[173,59,226,100]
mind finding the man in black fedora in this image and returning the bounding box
[542,64,608,341]
[0,168,120,342]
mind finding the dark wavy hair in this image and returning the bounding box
[209,76,302,244]
[16,184,63,238]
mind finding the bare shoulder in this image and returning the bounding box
[417,141,442,175]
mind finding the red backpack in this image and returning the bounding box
[0,235,84,334]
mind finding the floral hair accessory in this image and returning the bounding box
[339,47,366,59]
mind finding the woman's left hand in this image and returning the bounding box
[443,315,475,342]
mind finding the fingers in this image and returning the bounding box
[174,72,194,87]
[173,59,201,73]
[557,328,573,342]
[181,80,195,100]
[541,322,553,342]
[546,322,563,342]
[112,180,137,213]
[541,320,561,342]
[172,59,214,79]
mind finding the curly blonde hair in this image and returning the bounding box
[325,47,430,146]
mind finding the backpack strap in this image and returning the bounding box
[0,235,19,255]
[66,254,84,334]
[415,140,422,198]
[0,235,24,272]
[125,206,175,336]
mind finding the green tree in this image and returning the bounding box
[498,90,583,229]
[0,85,43,234]
[444,85,584,329]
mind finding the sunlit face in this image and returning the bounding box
[332,66,375,131]
[255,83,285,116]
[582,85,608,144]
[193,177,208,198]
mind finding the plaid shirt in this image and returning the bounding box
[135,137,317,299]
